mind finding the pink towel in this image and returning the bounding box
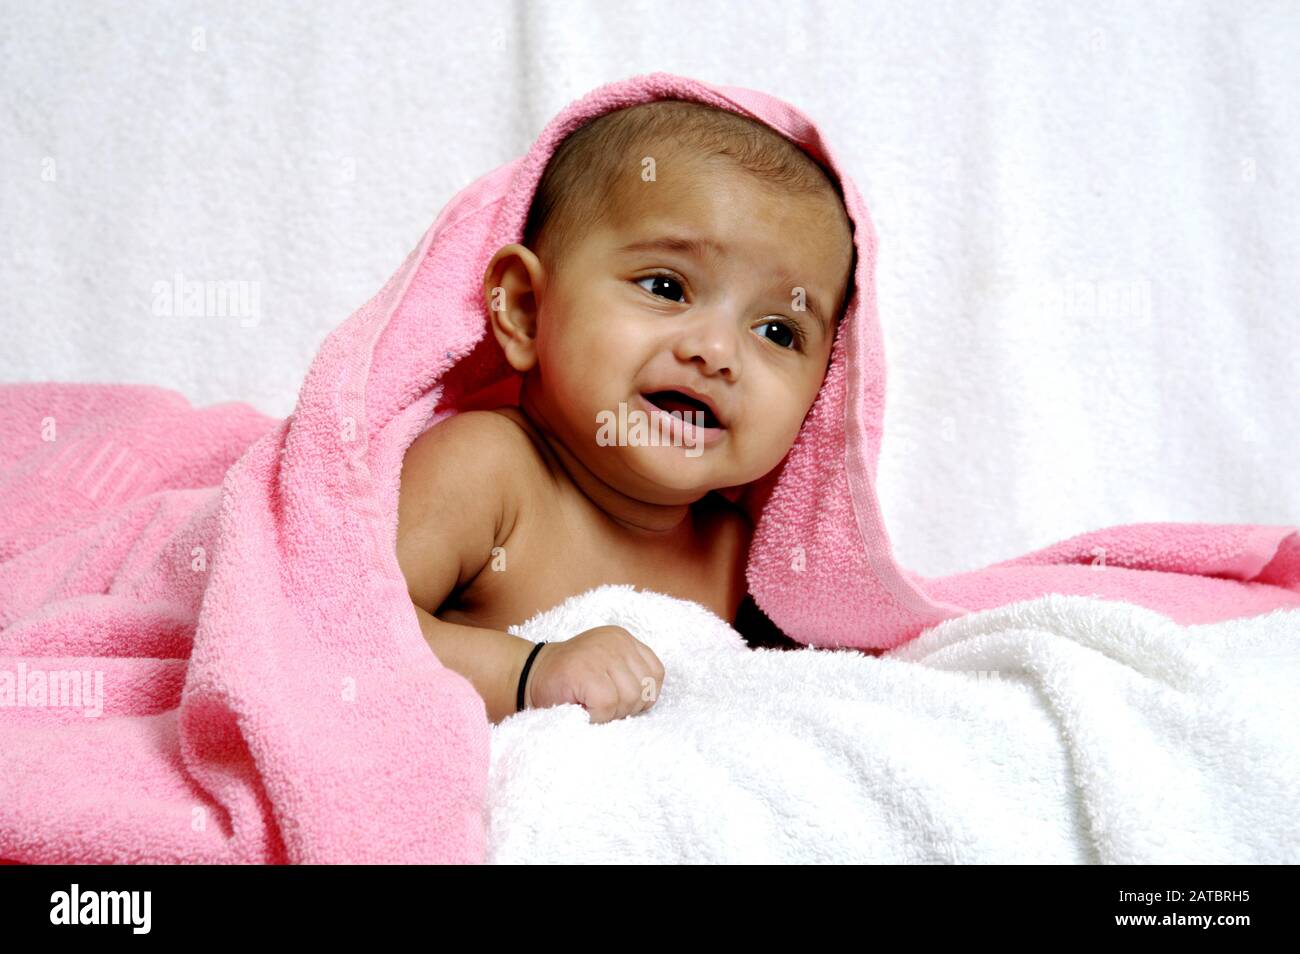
[3,71,1298,865]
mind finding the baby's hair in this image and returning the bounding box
[523,99,855,317]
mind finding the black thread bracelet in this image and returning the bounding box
[517,641,547,713]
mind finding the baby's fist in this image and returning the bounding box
[524,625,665,723]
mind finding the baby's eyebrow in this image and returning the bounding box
[615,235,728,259]
[617,234,833,336]
[771,270,832,336]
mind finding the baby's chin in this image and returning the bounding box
[579,416,785,500]
[591,441,734,502]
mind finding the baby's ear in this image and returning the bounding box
[483,244,543,372]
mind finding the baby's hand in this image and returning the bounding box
[524,625,665,723]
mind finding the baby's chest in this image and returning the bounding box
[438,501,748,632]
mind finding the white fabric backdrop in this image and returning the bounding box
[2,0,1296,578]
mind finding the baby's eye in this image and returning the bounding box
[635,274,686,303]
[753,318,803,351]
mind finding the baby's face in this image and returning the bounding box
[498,154,853,506]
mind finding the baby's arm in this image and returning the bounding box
[396,411,665,725]
[396,413,537,724]
[410,602,537,724]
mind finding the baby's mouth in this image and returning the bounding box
[640,390,724,429]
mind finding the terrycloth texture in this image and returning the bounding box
[489,584,1300,863]
[0,378,492,862]
[2,70,1299,864]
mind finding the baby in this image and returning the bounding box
[396,100,855,725]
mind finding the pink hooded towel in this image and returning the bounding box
[2,71,1298,865]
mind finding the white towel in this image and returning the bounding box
[487,584,1300,863]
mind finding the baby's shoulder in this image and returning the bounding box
[401,408,538,511]
[475,405,556,479]
[410,406,533,459]
[406,406,550,502]
[397,410,536,612]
